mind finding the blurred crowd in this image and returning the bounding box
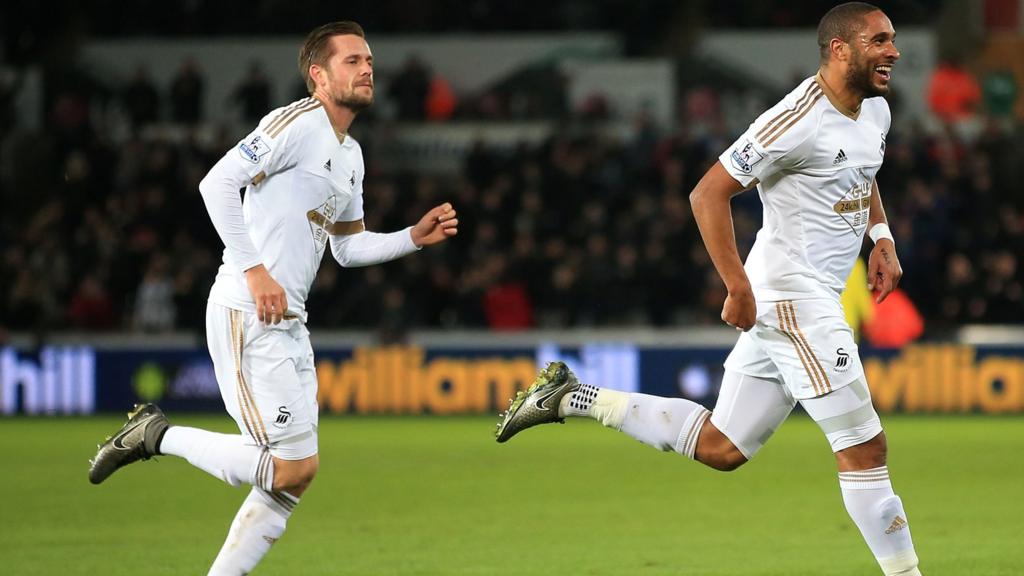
[2,52,1023,338]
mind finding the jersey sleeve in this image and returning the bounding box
[228,116,304,184]
[719,85,821,187]
[335,144,366,223]
[197,109,308,272]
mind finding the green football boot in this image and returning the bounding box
[88,403,169,485]
[495,361,580,443]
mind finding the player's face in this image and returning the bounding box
[847,11,900,97]
[322,34,374,111]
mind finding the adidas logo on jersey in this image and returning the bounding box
[885,515,908,534]
[324,159,332,172]
[833,149,848,165]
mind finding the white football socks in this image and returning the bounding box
[159,426,274,491]
[559,388,710,458]
[839,467,922,575]
[207,487,298,576]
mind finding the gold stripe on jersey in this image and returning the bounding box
[267,100,320,137]
[783,301,832,394]
[268,100,323,138]
[776,302,824,396]
[265,98,318,136]
[231,309,268,445]
[755,83,818,143]
[327,219,365,235]
[779,301,828,394]
[229,310,259,443]
[264,98,315,135]
[761,87,824,147]
[251,171,267,186]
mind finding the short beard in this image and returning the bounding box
[846,52,888,98]
[337,90,373,112]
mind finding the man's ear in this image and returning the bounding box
[830,38,849,62]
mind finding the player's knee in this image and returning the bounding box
[695,423,748,472]
[835,431,886,470]
[272,455,319,492]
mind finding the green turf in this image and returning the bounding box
[1,414,1021,575]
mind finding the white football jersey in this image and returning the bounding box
[719,74,890,301]
[208,97,366,321]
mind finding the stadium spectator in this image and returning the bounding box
[981,68,1017,119]
[169,57,205,124]
[67,274,117,330]
[122,66,161,129]
[132,254,176,332]
[927,57,982,123]
[388,56,430,120]
[231,61,273,124]
[2,47,1023,334]
[426,72,457,121]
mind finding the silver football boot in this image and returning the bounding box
[89,403,169,484]
[495,361,580,443]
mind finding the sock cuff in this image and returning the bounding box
[675,407,711,459]
[878,549,920,575]
[252,448,275,492]
[838,465,892,490]
[257,488,300,517]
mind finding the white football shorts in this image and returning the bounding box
[206,302,319,460]
[711,370,882,458]
[724,298,864,400]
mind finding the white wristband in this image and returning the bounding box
[868,223,894,245]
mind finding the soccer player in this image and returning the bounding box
[496,4,922,575]
[89,21,458,575]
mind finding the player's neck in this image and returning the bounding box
[313,93,357,142]
[817,66,862,119]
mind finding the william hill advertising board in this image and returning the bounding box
[1,343,1022,415]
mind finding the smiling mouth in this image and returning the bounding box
[874,64,893,81]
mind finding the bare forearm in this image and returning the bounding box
[868,180,888,228]
[690,185,750,293]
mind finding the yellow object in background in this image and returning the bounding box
[842,258,875,342]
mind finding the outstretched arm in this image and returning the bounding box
[330,203,458,267]
[689,161,756,330]
[866,180,902,303]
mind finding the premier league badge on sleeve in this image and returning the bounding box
[238,135,272,164]
[730,139,764,174]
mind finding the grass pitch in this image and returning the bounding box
[2,414,1021,575]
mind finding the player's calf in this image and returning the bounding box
[693,421,748,471]
[272,454,319,496]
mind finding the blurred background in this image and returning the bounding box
[1,0,1023,417]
